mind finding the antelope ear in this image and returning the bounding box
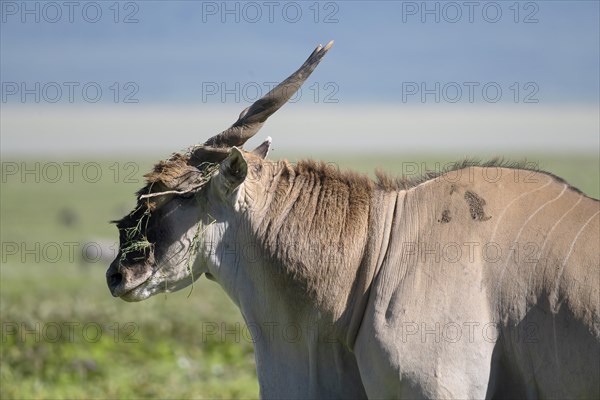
[220,147,248,191]
[251,137,272,159]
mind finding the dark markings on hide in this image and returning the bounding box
[438,209,452,224]
[385,307,393,321]
[464,191,491,221]
[449,184,456,195]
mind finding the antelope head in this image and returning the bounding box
[106,41,333,301]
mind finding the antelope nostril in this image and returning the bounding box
[108,271,123,290]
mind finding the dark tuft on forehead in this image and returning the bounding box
[111,151,221,228]
[144,153,193,185]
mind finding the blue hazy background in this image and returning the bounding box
[1,1,599,154]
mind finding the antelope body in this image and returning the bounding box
[107,42,600,399]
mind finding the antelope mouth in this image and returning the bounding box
[117,276,153,302]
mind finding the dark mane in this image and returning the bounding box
[288,158,530,192]
[295,157,592,199]
[375,158,594,198]
[374,158,529,191]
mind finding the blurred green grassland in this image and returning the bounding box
[1,154,598,399]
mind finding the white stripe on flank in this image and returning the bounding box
[489,177,554,243]
[497,184,568,292]
[495,180,564,322]
[530,196,584,287]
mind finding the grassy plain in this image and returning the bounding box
[1,153,598,399]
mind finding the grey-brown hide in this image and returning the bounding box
[352,165,599,399]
